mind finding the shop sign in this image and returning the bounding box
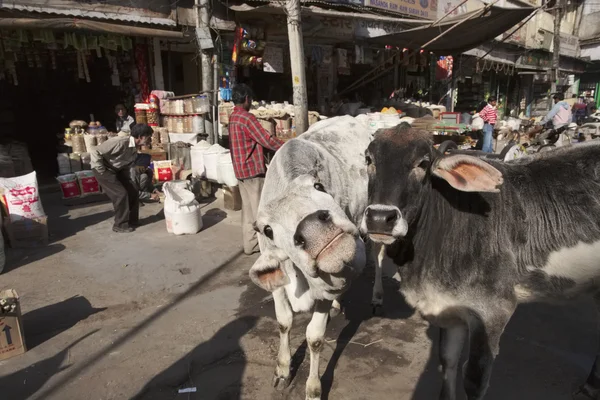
[322,0,364,4]
[263,46,284,73]
[501,24,526,46]
[312,17,355,38]
[557,34,580,58]
[517,53,552,69]
[307,16,405,39]
[354,20,406,37]
[364,0,437,19]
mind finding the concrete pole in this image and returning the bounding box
[286,0,309,135]
[196,0,214,143]
[551,0,564,102]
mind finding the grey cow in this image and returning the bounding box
[249,115,386,400]
[361,125,600,400]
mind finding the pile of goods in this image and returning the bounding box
[150,94,212,146]
[218,101,321,141]
[61,119,114,174]
[56,171,101,200]
[190,141,237,186]
[0,171,48,247]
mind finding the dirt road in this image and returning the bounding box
[0,191,596,399]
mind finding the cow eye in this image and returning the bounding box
[365,155,372,166]
[314,182,326,193]
[263,225,274,240]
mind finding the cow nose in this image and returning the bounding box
[364,206,400,234]
[294,210,341,258]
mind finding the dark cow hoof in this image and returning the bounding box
[572,386,597,399]
[372,303,384,316]
[273,374,292,391]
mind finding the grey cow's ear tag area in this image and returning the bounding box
[249,252,291,292]
[432,154,504,193]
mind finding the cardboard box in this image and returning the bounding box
[0,289,27,361]
[4,216,48,248]
[223,185,242,211]
[140,149,168,162]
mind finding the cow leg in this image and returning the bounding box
[371,242,385,316]
[439,323,468,400]
[305,299,331,400]
[273,288,293,390]
[573,293,600,399]
[463,309,512,400]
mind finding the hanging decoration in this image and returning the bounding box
[135,42,150,102]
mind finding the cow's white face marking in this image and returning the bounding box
[251,174,365,299]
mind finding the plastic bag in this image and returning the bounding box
[0,171,46,222]
[57,174,81,199]
[75,170,100,197]
[163,182,203,235]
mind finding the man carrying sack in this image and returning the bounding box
[91,124,153,233]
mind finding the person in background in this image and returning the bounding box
[479,96,498,153]
[470,101,487,150]
[115,104,135,134]
[587,97,597,117]
[229,83,285,255]
[91,124,153,233]
[566,94,577,108]
[130,153,160,203]
[539,93,572,131]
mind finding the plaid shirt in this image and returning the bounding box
[480,104,498,125]
[229,106,284,180]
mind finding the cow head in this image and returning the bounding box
[249,174,366,299]
[360,125,503,245]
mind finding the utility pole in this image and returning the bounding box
[286,0,309,135]
[196,0,215,143]
[551,0,564,99]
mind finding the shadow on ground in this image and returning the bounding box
[132,316,258,400]
[23,296,107,349]
[410,299,597,400]
[4,244,66,274]
[320,266,415,399]
[0,330,97,400]
[50,210,114,243]
[202,208,228,230]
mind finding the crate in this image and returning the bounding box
[258,119,276,136]
[223,185,241,211]
[4,216,48,248]
[0,289,27,361]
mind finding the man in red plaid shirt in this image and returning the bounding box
[229,84,284,254]
[479,96,498,153]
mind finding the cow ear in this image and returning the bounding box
[432,154,503,193]
[249,252,290,292]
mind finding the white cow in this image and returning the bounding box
[249,116,385,400]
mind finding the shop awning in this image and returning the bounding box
[368,5,535,53]
[0,18,186,39]
[0,0,176,26]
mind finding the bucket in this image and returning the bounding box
[203,144,229,181]
[190,140,211,177]
[217,152,238,187]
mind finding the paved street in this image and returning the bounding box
[0,191,597,400]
